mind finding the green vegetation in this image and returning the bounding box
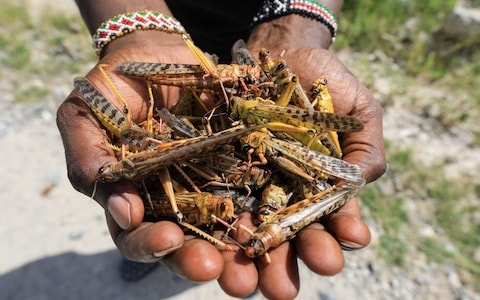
[361,185,409,266]
[360,142,480,288]
[0,2,33,70]
[338,0,460,77]
[0,1,94,103]
[434,186,480,276]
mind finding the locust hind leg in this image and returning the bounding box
[179,221,237,251]
[98,64,133,128]
[181,34,230,106]
[145,80,156,134]
[158,168,184,222]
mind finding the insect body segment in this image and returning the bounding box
[74,76,166,151]
[144,191,235,226]
[230,97,364,133]
[74,77,136,138]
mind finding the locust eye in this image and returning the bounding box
[274,61,287,72]
[220,202,227,213]
[259,48,270,58]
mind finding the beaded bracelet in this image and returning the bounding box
[92,10,186,57]
[252,0,338,41]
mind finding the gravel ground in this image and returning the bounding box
[0,1,479,299]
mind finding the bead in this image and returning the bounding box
[92,11,186,57]
[252,0,337,41]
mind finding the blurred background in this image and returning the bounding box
[0,0,478,299]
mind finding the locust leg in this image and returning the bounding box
[98,63,133,128]
[145,80,155,134]
[181,33,230,105]
[310,76,342,158]
[179,221,237,251]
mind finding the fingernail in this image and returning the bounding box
[153,244,182,258]
[107,194,131,229]
[339,240,365,251]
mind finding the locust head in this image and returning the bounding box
[245,238,266,258]
[97,160,135,182]
[244,223,285,260]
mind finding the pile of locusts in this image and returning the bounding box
[73,34,365,262]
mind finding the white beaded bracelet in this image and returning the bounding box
[92,10,186,57]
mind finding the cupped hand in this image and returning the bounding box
[56,31,227,282]
[216,43,386,298]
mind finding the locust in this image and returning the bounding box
[156,108,272,197]
[308,76,343,158]
[97,124,266,183]
[142,190,239,250]
[73,75,169,152]
[143,191,239,225]
[115,35,266,104]
[243,183,359,259]
[256,49,346,158]
[183,152,272,198]
[255,182,292,224]
[240,129,365,187]
[229,94,363,166]
[230,96,364,134]
[257,48,314,111]
[156,107,203,138]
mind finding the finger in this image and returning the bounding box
[229,212,258,245]
[216,212,260,297]
[100,180,145,229]
[56,93,117,200]
[295,222,345,276]
[160,238,224,282]
[284,49,387,183]
[322,197,371,250]
[218,249,259,298]
[256,242,300,300]
[341,94,386,183]
[107,214,184,263]
[225,213,300,298]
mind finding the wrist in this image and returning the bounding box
[249,14,332,51]
[75,0,174,35]
[89,10,186,58]
[100,30,185,59]
[249,0,342,50]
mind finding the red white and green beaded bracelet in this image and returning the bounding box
[252,0,338,41]
[92,10,186,57]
